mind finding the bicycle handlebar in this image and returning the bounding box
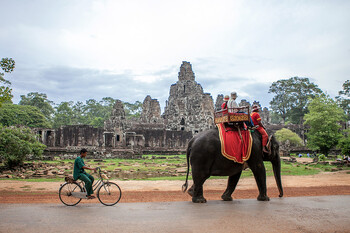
[95,167,101,174]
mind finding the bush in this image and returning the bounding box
[0,126,46,168]
[275,128,304,147]
[319,154,326,161]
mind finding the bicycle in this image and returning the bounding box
[59,167,122,206]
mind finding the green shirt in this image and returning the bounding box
[73,156,86,180]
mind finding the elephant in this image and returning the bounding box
[182,127,283,203]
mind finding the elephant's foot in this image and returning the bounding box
[192,196,207,203]
[221,194,233,201]
[187,186,194,197]
[257,195,270,201]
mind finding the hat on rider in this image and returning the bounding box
[252,105,260,112]
[224,95,230,101]
[231,91,237,97]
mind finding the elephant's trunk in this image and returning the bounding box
[271,155,283,197]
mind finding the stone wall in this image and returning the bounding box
[131,127,192,153]
[36,125,104,148]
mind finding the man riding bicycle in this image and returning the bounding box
[73,148,97,199]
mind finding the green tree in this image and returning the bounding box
[270,111,284,124]
[338,129,350,156]
[52,101,74,128]
[0,126,46,168]
[82,98,116,127]
[53,98,117,128]
[0,104,51,128]
[336,80,350,121]
[0,58,15,107]
[275,128,304,147]
[123,101,142,119]
[83,99,102,125]
[304,95,346,156]
[19,92,55,121]
[269,77,323,124]
[71,101,86,125]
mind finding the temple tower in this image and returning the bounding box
[162,61,214,133]
[140,95,162,123]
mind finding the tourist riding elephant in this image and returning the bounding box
[182,128,283,203]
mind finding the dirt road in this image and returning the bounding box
[0,171,349,203]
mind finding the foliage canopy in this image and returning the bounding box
[0,58,15,107]
[52,101,74,128]
[19,92,55,122]
[304,95,346,155]
[336,80,350,121]
[0,104,52,128]
[51,98,142,128]
[123,101,142,119]
[269,77,323,124]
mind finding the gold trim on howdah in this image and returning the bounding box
[214,113,249,124]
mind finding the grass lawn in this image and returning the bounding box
[0,154,348,182]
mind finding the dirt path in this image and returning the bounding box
[0,171,349,203]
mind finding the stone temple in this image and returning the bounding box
[36,61,281,159]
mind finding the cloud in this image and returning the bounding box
[10,65,178,108]
[2,0,350,112]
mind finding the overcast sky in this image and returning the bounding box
[1,0,349,111]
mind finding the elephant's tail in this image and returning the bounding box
[182,144,191,192]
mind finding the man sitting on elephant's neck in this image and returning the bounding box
[251,105,269,153]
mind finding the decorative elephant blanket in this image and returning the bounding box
[216,123,252,163]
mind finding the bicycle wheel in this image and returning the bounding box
[59,182,83,206]
[97,181,122,206]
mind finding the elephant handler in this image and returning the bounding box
[251,105,269,153]
[73,148,97,199]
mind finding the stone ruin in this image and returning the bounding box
[163,61,215,133]
[34,61,303,159]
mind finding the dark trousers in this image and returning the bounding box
[78,173,94,196]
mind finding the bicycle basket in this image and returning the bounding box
[101,173,109,180]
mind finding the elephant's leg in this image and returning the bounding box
[221,171,242,201]
[192,173,209,203]
[248,160,270,201]
[192,180,207,203]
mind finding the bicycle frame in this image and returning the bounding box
[76,167,108,193]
